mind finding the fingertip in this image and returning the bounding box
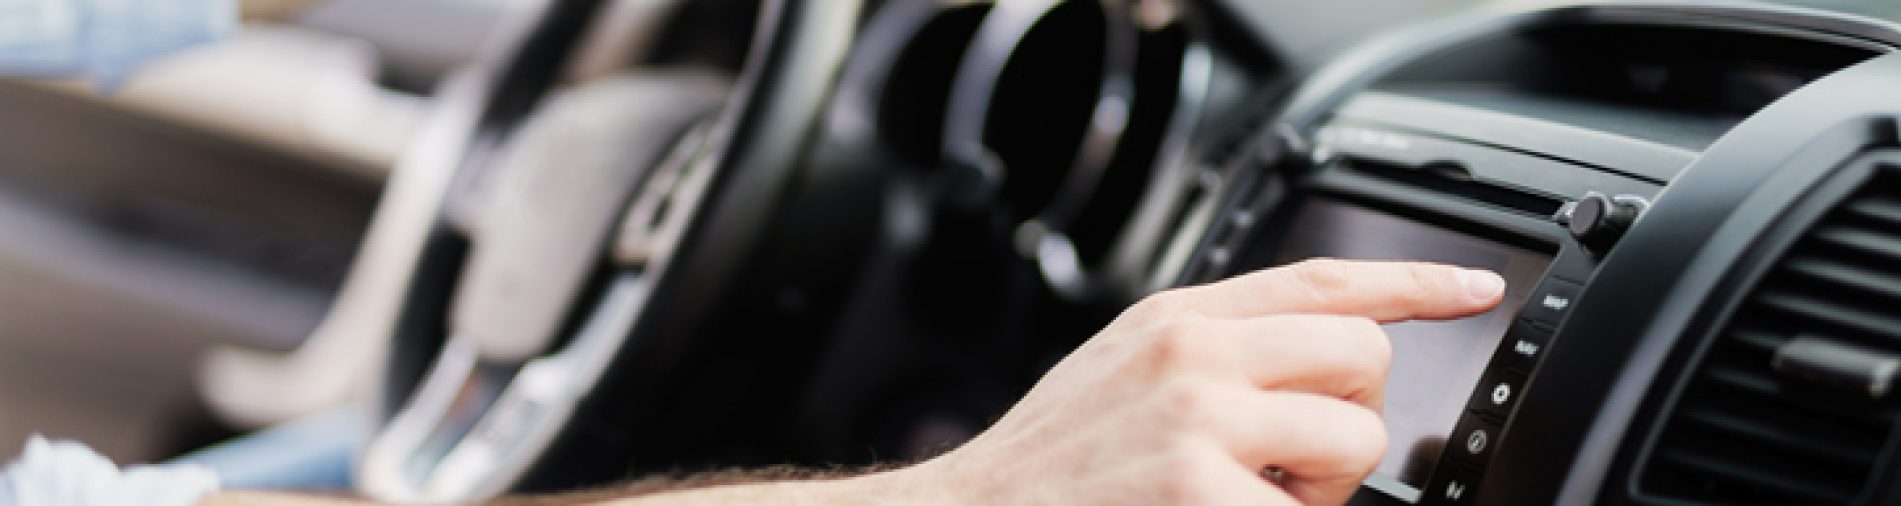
[1455,268,1505,306]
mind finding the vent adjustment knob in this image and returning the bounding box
[1565,192,1647,250]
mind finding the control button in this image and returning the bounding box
[1443,479,1471,503]
[1564,192,1648,250]
[1495,322,1552,373]
[1449,416,1503,461]
[1488,370,1528,407]
[1513,336,1543,360]
[1520,279,1582,328]
[1426,463,1481,505]
[1469,368,1530,424]
[1465,428,1490,455]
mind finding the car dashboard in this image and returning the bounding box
[331,1,1901,504]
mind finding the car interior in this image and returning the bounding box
[6,0,1901,504]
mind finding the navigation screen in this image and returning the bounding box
[1269,199,1551,503]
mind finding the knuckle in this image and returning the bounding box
[1156,469,1205,504]
[1288,259,1353,300]
[1296,316,1389,397]
[1341,317,1392,374]
[1130,288,1194,321]
[1157,380,1215,426]
[1154,381,1229,435]
[1146,318,1206,368]
[1330,404,1389,474]
[1146,326,1184,367]
[1404,263,1458,305]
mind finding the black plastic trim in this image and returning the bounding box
[1274,2,1901,144]
[1332,92,1692,184]
[1486,52,1901,505]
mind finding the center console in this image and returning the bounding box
[1154,3,1901,504]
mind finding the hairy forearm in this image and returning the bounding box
[594,467,933,506]
[477,465,926,505]
[197,465,942,506]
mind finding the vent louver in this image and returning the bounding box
[1640,167,1901,504]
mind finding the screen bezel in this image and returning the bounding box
[1254,198,1555,502]
[1178,151,1628,505]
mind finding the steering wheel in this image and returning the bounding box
[352,0,870,500]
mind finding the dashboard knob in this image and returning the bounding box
[1566,192,1646,249]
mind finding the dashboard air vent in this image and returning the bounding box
[1639,167,1901,504]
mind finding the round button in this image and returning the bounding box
[1466,429,1490,455]
[1567,193,1608,236]
[1491,383,1513,405]
[1566,192,1646,249]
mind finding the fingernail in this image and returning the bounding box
[1458,269,1505,302]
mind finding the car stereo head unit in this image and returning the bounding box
[1170,127,1636,505]
[1266,199,1552,502]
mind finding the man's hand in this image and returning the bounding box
[199,259,1505,506]
[900,259,1506,505]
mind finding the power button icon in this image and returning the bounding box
[1491,383,1512,405]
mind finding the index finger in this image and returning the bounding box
[1179,258,1505,321]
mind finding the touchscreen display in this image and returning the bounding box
[1268,199,1550,503]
